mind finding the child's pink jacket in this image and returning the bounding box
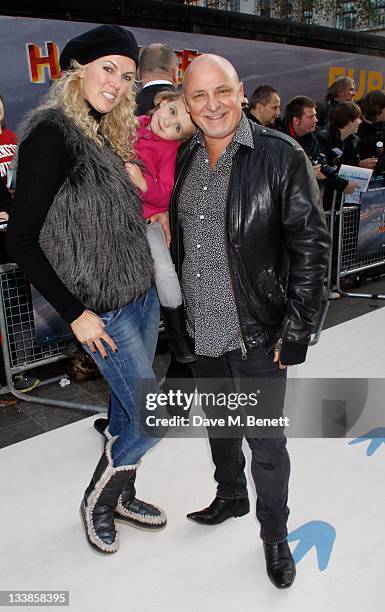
[135,115,180,219]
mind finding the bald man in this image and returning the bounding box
[169,55,330,589]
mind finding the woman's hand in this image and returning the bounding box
[148,211,171,247]
[125,162,148,192]
[70,309,117,358]
[0,211,9,221]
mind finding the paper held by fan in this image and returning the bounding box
[339,164,373,203]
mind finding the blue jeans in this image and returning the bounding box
[83,287,161,466]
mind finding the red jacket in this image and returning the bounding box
[135,115,180,219]
[0,128,17,184]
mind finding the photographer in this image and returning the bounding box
[317,102,376,295]
[317,101,377,170]
[285,96,354,203]
[316,101,378,209]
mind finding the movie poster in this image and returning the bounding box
[357,187,385,255]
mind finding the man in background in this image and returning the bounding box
[135,43,178,115]
[316,76,356,128]
[245,84,283,129]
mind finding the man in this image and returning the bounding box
[244,84,282,129]
[316,76,356,128]
[316,101,372,169]
[286,96,357,300]
[285,95,320,160]
[169,55,329,589]
[135,43,178,115]
[286,95,362,193]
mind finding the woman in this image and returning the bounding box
[7,25,166,555]
[0,93,17,221]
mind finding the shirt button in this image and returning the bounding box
[199,215,205,219]
[197,244,201,249]
[203,186,208,191]
[205,158,209,163]
[196,273,201,278]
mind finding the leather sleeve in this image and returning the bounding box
[279,146,330,364]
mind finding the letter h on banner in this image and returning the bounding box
[26,42,60,83]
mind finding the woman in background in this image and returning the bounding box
[0,94,17,221]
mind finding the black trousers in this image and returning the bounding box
[191,345,290,544]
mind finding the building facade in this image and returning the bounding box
[185,1,385,34]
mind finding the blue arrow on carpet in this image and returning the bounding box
[288,521,336,570]
[348,427,385,456]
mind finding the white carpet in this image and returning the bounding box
[1,308,384,612]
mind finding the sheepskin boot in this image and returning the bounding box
[80,437,136,554]
[115,469,167,529]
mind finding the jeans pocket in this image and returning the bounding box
[99,308,123,328]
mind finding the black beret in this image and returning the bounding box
[60,25,139,71]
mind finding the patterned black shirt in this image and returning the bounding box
[178,113,254,357]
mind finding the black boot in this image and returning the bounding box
[94,418,109,436]
[115,469,167,529]
[161,306,197,364]
[93,398,111,437]
[80,437,137,554]
[263,540,296,589]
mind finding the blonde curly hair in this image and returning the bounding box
[38,61,138,161]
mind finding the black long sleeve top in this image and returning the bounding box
[6,123,85,323]
[0,179,12,214]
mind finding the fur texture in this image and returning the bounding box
[17,106,154,313]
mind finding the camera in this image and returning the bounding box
[311,148,343,178]
[311,153,338,178]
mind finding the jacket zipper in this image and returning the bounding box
[223,169,248,360]
[265,316,290,356]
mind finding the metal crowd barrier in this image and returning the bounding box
[336,202,385,300]
[308,208,332,346]
[0,263,106,411]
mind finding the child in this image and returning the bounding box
[126,90,196,363]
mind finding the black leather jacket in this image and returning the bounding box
[170,121,330,365]
[316,127,360,167]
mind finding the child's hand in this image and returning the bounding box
[125,162,148,192]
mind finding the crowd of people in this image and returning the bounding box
[4,24,379,590]
[244,76,385,297]
[246,75,385,197]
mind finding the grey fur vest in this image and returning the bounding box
[17,106,153,314]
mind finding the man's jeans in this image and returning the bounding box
[191,345,290,544]
[83,286,161,467]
